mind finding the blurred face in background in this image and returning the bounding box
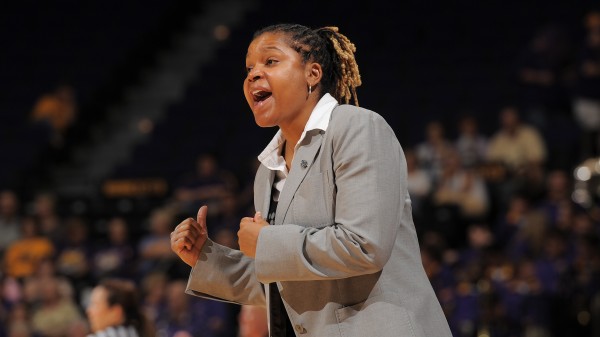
[34,193,56,217]
[108,217,129,244]
[86,286,123,332]
[0,190,18,218]
[459,116,477,136]
[239,305,268,337]
[585,12,600,46]
[426,121,444,143]
[500,107,520,132]
[149,210,173,236]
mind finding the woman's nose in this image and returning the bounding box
[247,68,263,82]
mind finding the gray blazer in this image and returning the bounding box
[186,104,452,337]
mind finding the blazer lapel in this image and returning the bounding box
[275,131,324,225]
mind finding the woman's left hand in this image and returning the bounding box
[238,212,269,258]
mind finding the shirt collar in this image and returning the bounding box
[258,93,338,171]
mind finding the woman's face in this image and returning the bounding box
[86,286,122,332]
[244,32,313,129]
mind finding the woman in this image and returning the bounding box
[86,279,150,337]
[170,24,452,337]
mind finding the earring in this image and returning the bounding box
[309,85,312,95]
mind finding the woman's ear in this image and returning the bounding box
[306,62,323,88]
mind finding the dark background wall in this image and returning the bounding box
[1,0,596,201]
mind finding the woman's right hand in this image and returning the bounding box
[170,205,208,267]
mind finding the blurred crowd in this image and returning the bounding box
[1,9,600,337]
[411,108,600,337]
[409,11,600,337]
[0,152,262,337]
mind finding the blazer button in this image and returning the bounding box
[294,324,307,334]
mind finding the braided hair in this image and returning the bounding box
[253,24,362,106]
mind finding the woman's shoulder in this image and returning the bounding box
[332,103,379,117]
[330,104,389,130]
[327,104,399,149]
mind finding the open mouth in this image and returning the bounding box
[252,90,272,103]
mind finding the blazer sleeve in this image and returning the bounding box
[255,108,407,282]
[185,239,266,306]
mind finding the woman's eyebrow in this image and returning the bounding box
[246,46,285,60]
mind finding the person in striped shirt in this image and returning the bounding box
[86,279,152,337]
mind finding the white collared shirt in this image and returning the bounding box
[257,93,338,201]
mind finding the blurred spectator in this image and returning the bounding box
[213,227,238,251]
[516,23,580,171]
[55,216,93,299]
[506,210,549,261]
[238,305,268,337]
[140,272,168,324]
[92,217,137,281]
[434,149,489,219]
[432,149,489,247]
[172,153,237,217]
[2,276,23,308]
[86,278,153,337]
[405,148,432,222]
[535,228,570,295]
[516,158,547,204]
[459,224,494,267]
[30,276,85,337]
[538,170,577,227]
[567,233,600,335]
[480,249,517,335]
[23,258,75,307]
[210,193,241,252]
[494,194,531,252]
[155,280,233,337]
[1,277,21,337]
[498,259,551,337]
[3,216,54,280]
[516,24,572,128]
[6,302,32,337]
[571,211,598,238]
[30,84,77,148]
[31,192,63,245]
[487,106,547,173]
[416,120,454,183]
[454,115,488,168]
[0,190,21,253]
[573,11,600,158]
[448,265,482,337]
[137,208,178,277]
[211,193,242,237]
[449,225,493,337]
[420,246,455,314]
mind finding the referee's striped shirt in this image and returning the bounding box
[86,325,139,337]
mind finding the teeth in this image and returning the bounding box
[252,91,272,103]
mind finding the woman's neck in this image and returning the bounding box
[279,93,321,169]
[278,119,307,171]
[281,139,296,171]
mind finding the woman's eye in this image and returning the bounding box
[245,66,252,74]
[266,59,277,66]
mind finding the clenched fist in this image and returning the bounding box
[238,212,269,258]
[170,206,208,267]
